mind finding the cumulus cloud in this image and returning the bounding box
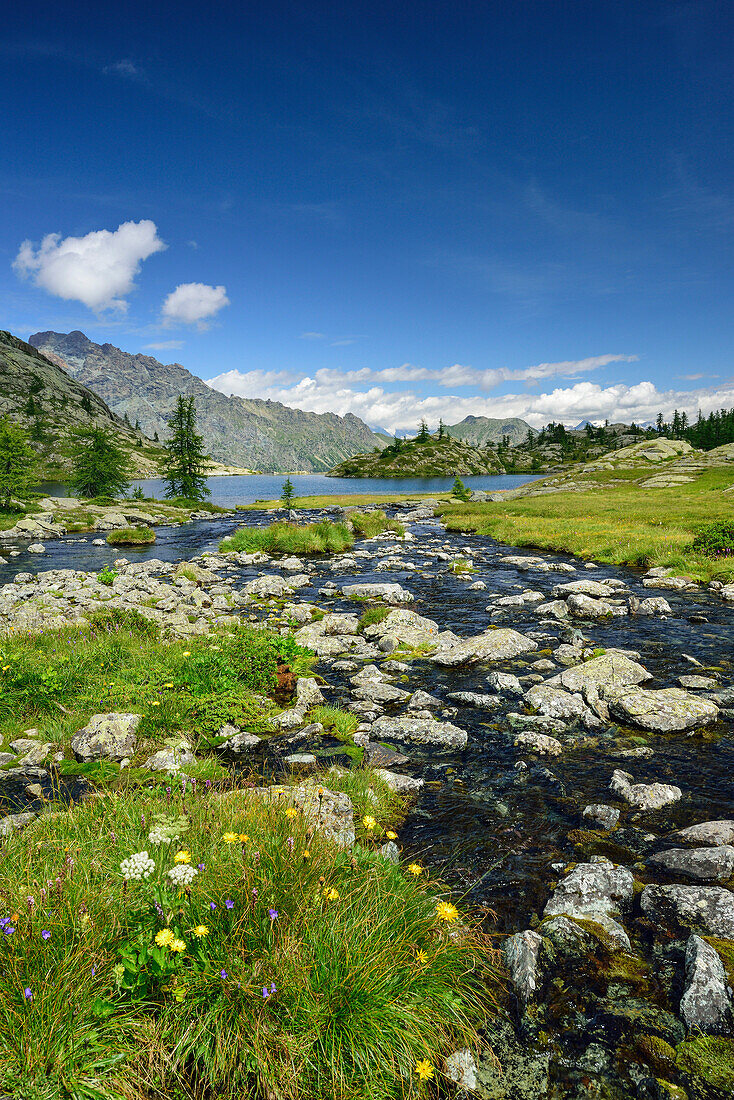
[13,219,166,312]
[206,366,734,436]
[144,340,184,351]
[161,282,230,328]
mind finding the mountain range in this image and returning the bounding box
[28,331,388,473]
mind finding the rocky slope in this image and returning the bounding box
[29,331,387,473]
[0,331,165,478]
[447,414,534,446]
[327,433,505,477]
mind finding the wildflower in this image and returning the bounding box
[220,969,228,979]
[0,918,9,927]
[192,925,209,938]
[415,1059,434,1082]
[24,988,32,1001]
[174,849,191,864]
[287,836,294,852]
[408,863,424,876]
[225,898,234,910]
[41,930,51,941]
[324,887,339,901]
[386,830,398,840]
[168,864,198,887]
[223,832,238,844]
[415,949,428,966]
[435,901,459,923]
[210,902,217,911]
[302,849,310,861]
[164,682,174,688]
[268,908,278,921]
[239,834,249,843]
[151,701,161,707]
[155,929,175,947]
[183,650,191,657]
[197,862,205,871]
[120,851,155,881]
[4,925,16,936]
[285,807,297,819]
[169,938,186,953]
[262,982,276,999]
[362,815,376,831]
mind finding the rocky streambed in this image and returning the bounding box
[1,500,733,1098]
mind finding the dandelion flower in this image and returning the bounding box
[324,887,339,901]
[164,681,174,689]
[408,863,424,876]
[302,849,311,861]
[415,949,428,966]
[285,807,297,819]
[386,830,398,840]
[155,929,175,947]
[183,650,191,657]
[436,901,459,923]
[192,925,209,938]
[362,815,377,831]
[169,938,186,953]
[239,834,249,843]
[415,1059,434,1082]
[222,832,238,844]
[151,700,161,708]
[174,850,191,864]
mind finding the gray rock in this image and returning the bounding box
[566,593,625,619]
[678,674,718,689]
[372,768,424,793]
[370,715,468,749]
[71,712,141,762]
[552,579,617,599]
[680,934,733,1034]
[514,731,563,756]
[341,582,414,604]
[582,804,621,831]
[27,542,46,554]
[551,652,651,696]
[506,712,567,734]
[352,681,412,705]
[0,811,37,837]
[534,599,570,620]
[447,691,501,710]
[636,596,673,616]
[144,743,197,772]
[445,1049,478,1093]
[486,670,524,696]
[504,929,543,1003]
[610,769,682,811]
[362,608,440,647]
[431,627,538,667]
[670,820,734,847]
[640,884,734,938]
[378,840,400,864]
[284,753,317,768]
[525,684,600,729]
[541,915,596,958]
[610,687,718,732]
[217,729,262,758]
[648,845,734,882]
[543,859,634,950]
[407,689,442,711]
[294,677,325,710]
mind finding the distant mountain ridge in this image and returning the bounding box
[28,331,387,473]
[0,330,164,478]
[446,415,534,446]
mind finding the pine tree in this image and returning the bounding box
[0,417,38,509]
[280,477,296,510]
[438,418,445,440]
[67,426,131,499]
[80,393,93,415]
[160,396,211,501]
[417,419,430,442]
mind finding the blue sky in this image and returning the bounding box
[2,0,733,432]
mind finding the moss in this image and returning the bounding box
[634,1034,677,1075]
[676,1036,734,1097]
[703,937,734,987]
[106,526,156,546]
[357,606,390,631]
[566,828,634,863]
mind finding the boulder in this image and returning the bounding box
[566,594,624,619]
[504,929,543,1003]
[294,677,325,711]
[525,684,600,728]
[71,712,141,762]
[445,1049,478,1093]
[431,628,537,667]
[217,729,262,758]
[514,731,563,756]
[610,687,718,732]
[543,859,634,950]
[582,804,621,832]
[541,915,596,958]
[341,582,414,604]
[610,769,682,811]
[144,743,197,772]
[552,579,617,598]
[487,670,524,696]
[239,784,355,847]
[648,846,734,882]
[640,884,734,938]
[447,691,501,710]
[551,652,651,696]
[0,811,37,837]
[372,768,424,794]
[506,712,567,735]
[670,820,734,847]
[679,934,733,1034]
[636,597,672,616]
[352,681,412,705]
[370,715,468,749]
[362,608,440,647]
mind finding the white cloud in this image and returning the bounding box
[206,366,734,436]
[161,282,229,328]
[105,59,140,77]
[13,219,166,312]
[144,340,184,351]
[300,331,326,340]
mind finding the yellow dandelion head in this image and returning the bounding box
[324,887,340,901]
[386,830,398,840]
[155,928,174,947]
[182,651,191,657]
[436,901,459,923]
[192,925,209,938]
[222,832,238,844]
[302,849,311,861]
[408,863,424,876]
[169,938,186,953]
[362,815,377,831]
[285,807,298,819]
[174,850,191,864]
[415,949,428,966]
[415,1059,434,1082]
[239,833,249,843]
[151,700,161,707]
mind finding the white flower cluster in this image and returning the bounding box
[120,850,155,881]
[148,826,173,846]
[167,864,198,887]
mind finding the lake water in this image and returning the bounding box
[128,471,541,507]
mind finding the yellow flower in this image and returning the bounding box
[239,833,249,843]
[408,863,424,876]
[183,651,191,657]
[151,700,161,707]
[415,949,428,966]
[222,832,238,844]
[324,887,339,901]
[436,901,459,923]
[155,929,174,947]
[164,681,174,689]
[192,925,209,938]
[1,666,9,672]
[415,1059,434,1082]
[362,815,376,831]
[174,850,191,864]
[285,807,298,819]
[169,938,186,953]
[386,830,398,840]
[302,849,311,861]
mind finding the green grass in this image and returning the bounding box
[0,613,308,769]
[438,469,734,582]
[241,492,455,511]
[310,705,359,740]
[676,1036,734,1096]
[220,512,402,556]
[358,606,391,631]
[106,526,156,547]
[0,780,497,1100]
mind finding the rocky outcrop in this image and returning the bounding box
[70,713,141,762]
[431,627,537,667]
[370,715,468,749]
[610,687,719,732]
[640,885,734,938]
[679,934,733,1034]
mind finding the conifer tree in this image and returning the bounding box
[0,417,38,509]
[67,426,131,498]
[160,396,211,500]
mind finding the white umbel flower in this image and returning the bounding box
[148,826,173,846]
[120,850,156,881]
[167,863,198,887]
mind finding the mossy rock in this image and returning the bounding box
[634,1034,678,1075]
[566,828,635,863]
[676,1036,734,1100]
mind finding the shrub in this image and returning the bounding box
[106,526,156,547]
[97,566,117,586]
[690,520,734,558]
[0,783,497,1100]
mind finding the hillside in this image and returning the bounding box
[29,331,387,473]
[327,433,505,477]
[447,414,533,446]
[0,331,165,479]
